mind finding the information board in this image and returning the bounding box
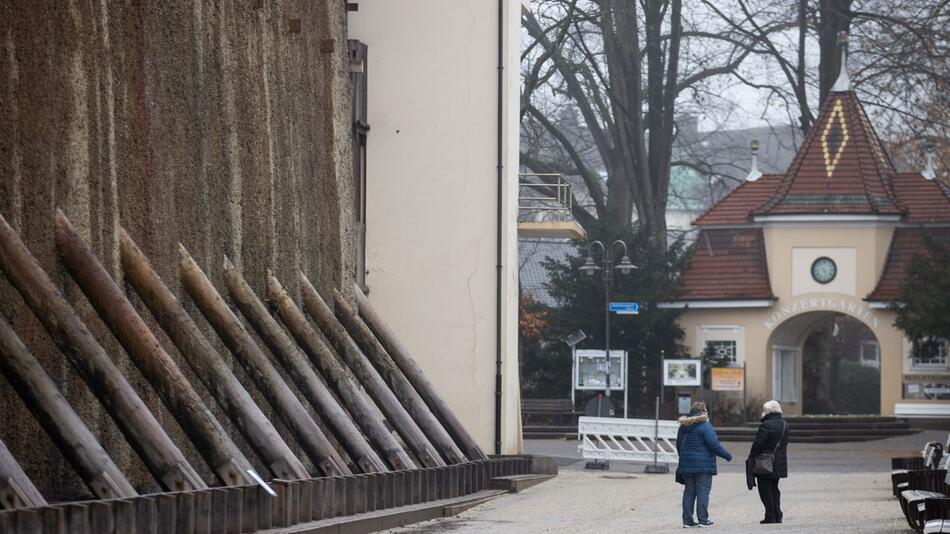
[663,359,701,387]
[575,349,626,390]
[711,367,744,391]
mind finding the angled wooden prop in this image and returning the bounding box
[55,211,254,486]
[223,258,388,474]
[299,273,444,468]
[353,285,487,460]
[0,313,136,499]
[178,246,350,477]
[0,212,205,492]
[266,273,417,471]
[119,229,308,481]
[332,288,467,464]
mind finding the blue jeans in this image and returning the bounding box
[681,473,713,524]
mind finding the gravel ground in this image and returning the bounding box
[386,470,905,533]
[383,431,946,533]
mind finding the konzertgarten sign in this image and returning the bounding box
[763,297,881,331]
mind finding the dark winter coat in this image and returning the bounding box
[675,413,732,475]
[749,412,790,478]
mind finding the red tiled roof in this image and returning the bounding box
[867,228,950,301]
[678,229,774,300]
[754,91,901,215]
[889,173,950,224]
[693,175,782,226]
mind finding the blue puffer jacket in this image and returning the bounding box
[675,413,732,475]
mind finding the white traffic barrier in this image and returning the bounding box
[578,416,679,464]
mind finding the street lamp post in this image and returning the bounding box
[580,240,635,411]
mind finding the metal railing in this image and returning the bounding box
[518,173,574,223]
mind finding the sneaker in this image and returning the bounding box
[698,520,715,528]
[683,521,698,528]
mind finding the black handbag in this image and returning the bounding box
[752,420,786,476]
[675,426,694,484]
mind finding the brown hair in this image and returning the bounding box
[691,401,707,414]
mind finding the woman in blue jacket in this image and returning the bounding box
[676,401,732,528]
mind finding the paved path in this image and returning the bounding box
[384,430,944,533]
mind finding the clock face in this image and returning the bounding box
[811,257,837,284]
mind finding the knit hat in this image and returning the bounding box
[762,400,782,418]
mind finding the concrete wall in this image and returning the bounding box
[0,0,355,499]
[348,0,523,454]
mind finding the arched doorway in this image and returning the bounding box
[767,311,882,415]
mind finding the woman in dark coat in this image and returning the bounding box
[676,401,732,528]
[749,400,790,524]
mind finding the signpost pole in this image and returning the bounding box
[602,252,611,407]
[645,352,668,474]
[742,361,748,422]
[571,346,576,407]
[623,352,628,418]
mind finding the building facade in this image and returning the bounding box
[348,0,525,454]
[0,0,526,500]
[667,81,950,417]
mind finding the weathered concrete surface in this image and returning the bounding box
[0,0,355,499]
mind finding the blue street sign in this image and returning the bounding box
[609,302,640,315]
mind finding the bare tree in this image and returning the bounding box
[521,1,788,247]
[709,0,949,163]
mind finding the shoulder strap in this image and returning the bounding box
[772,420,787,455]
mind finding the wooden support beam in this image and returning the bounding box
[0,213,205,491]
[298,274,444,468]
[0,314,136,499]
[266,274,417,471]
[177,246,350,477]
[332,289,467,464]
[222,258,387,474]
[354,285,487,460]
[118,229,308,481]
[0,437,46,510]
[54,212,254,487]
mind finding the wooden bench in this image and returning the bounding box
[521,398,578,427]
[893,438,947,496]
[922,498,950,534]
[898,469,950,532]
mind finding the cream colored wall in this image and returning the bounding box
[349,0,523,454]
[762,223,895,300]
[679,222,912,415]
[680,309,774,409]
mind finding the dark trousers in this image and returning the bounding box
[755,476,782,521]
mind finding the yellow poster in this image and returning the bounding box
[711,367,744,392]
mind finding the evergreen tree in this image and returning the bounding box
[895,233,950,342]
[520,225,688,417]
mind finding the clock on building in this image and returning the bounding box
[811,256,837,284]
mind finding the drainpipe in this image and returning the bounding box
[494,0,504,455]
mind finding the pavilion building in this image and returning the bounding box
[664,52,950,418]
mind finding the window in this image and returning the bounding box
[705,340,737,366]
[911,338,949,371]
[859,340,880,368]
[773,348,799,403]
